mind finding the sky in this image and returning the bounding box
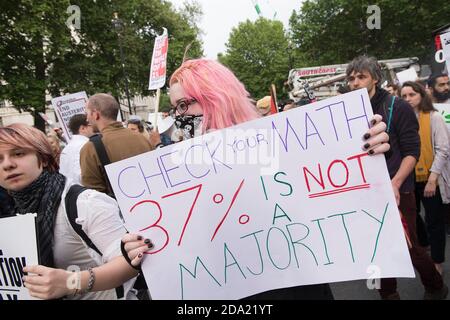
[168,0,304,59]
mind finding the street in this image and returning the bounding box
[330,234,450,300]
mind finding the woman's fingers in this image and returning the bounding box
[367,142,390,155]
[124,240,147,253]
[23,264,49,275]
[366,117,387,137]
[23,281,48,294]
[23,274,46,286]
[131,247,151,267]
[128,243,153,261]
[363,131,390,154]
[121,233,143,243]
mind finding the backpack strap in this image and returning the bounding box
[65,184,102,256]
[386,96,395,134]
[89,134,115,198]
[89,134,111,167]
[65,184,125,299]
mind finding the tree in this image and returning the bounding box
[0,0,203,130]
[219,18,290,100]
[289,0,450,66]
[0,0,72,129]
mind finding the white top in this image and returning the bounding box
[59,135,89,185]
[53,181,128,300]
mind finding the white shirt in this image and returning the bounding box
[53,182,128,300]
[59,135,89,185]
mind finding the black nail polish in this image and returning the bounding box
[148,243,154,249]
[368,149,375,155]
[371,119,377,126]
[137,236,143,241]
[364,143,370,150]
[138,253,143,258]
[144,239,150,244]
[363,133,371,140]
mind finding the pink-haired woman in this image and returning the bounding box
[122,59,391,299]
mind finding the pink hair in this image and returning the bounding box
[169,59,260,132]
[0,123,59,172]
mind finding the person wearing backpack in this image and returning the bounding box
[0,123,153,299]
[80,93,161,197]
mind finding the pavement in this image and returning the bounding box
[330,232,450,300]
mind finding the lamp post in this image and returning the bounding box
[111,12,133,115]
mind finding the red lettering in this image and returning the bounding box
[303,164,325,192]
[327,160,349,188]
[129,200,169,254]
[347,153,369,184]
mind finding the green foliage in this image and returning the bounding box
[159,91,172,112]
[289,0,450,66]
[0,0,203,128]
[219,18,290,100]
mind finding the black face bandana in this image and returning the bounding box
[173,114,203,141]
[433,90,450,103]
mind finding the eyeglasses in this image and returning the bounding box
[170,98,197,116]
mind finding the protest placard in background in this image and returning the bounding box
[0,214,39,300]
[148,28,169,90]
[434,103,450,132]
[396,67,418,85]
[51,91,88,141]
[440,32,450,73]
[106,89,414,300]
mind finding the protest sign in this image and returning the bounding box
[148,28,169,91]
[396,67,418,85]
[0,214,39,300]
[51,91,88,141]
[440,31,450,72]
[106,89,414,300]
[434,103,450,131]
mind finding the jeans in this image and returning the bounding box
[415,182,447,263]
[378,192,443,298]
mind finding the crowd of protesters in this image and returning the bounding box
[0,55,449,300]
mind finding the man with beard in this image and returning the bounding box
[428,73,450,103]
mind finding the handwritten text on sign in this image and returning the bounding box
[106,89,414,300]
[51,91,88,141]
[0,214,39,300]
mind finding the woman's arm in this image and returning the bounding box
[23,257,139,300]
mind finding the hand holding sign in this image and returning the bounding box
[23,265,73,300]
[363,114,390,155]
[121,234,154,267]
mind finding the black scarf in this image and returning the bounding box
[10,171,66,268]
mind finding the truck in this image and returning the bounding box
[287,57,424,104]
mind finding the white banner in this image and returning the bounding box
[440,32,450,72]
[148,28,169,90]
[106,89,414,300]
[434,103,450,133]
[51,91,88,141]
[0,214,39,300]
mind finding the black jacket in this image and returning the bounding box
[370,88,420,193]
[0,187,15,218]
